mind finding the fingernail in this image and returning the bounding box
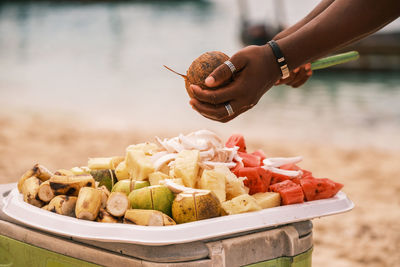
[293,68,300,74]
[305,63,311,71]
[205,76,215,86]
[307,70,312,76]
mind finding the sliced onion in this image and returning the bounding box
[263,166,303,177]
[263,156,303,168]
[153,153,178,171]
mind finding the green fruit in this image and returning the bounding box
[171,192,197,224]
[132,180,150,190]
[128,185,174,216]
[90,169,117,191]
[172,191,221,224]
[152,185,175,217]
[128,188,152,210]
[112,180,131,196]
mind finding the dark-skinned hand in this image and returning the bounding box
[189,45,281,123]
[275,63,312,88]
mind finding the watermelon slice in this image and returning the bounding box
[238,152,262,167]
[270,172,292,185]
[238,167,271,195]
[225,134,247,152]
[251,149,266,161]
[269,180,304,205]
[257,167,272,188]
[231,160,244,176]
[300,177,343,201]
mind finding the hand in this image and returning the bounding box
[189,45,281,122]
[275,63,312,88]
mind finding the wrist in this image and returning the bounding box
[261,44,281,83]
[266,40,290,79]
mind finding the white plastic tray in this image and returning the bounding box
[1,187,353,245]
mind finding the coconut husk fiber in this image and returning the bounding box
[164,51,229,97]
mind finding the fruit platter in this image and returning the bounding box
[1,130,354,245]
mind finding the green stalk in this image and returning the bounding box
[311,51,360,70]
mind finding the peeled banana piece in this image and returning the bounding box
[75,187,102,221]
[88,156,124,170]
[18,164,53,193]
[48,195,77,217]
[98,185,110,209]
[49,175,95,196]
[21,176,44,208]
[124,209,176,226]
[38,181,55,202]
[97,209,118,223]
[54,169,75,176]
[106,192,129,217]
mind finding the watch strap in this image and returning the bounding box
[267,40,290,79]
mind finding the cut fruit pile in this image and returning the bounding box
[17,130,343,226]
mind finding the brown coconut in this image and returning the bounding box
[164,51,229,98]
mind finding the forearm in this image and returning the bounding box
[276,0,400,70]
[274,0,335,40]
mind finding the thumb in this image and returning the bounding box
[205,54,245,88]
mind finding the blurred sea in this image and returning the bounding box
[0,0,399,150]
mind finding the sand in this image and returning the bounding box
[1,114,399,267]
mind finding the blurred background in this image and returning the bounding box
[0,0,399,266]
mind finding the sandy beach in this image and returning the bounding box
[1,113,399,267]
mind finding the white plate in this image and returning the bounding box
[1,187,354,245]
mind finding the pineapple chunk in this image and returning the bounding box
[214,166,248,200]
[221,194,261,215]
[126,150,154,180]
[115,161,130,180]
[169,178,184,186]
[149,172,170,185]
[199,169,226,202]
[251,192,281,209]
[173,150,200,188]
[126,142,159,156]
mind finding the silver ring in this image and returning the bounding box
[224,60,236,74]
[225,103,234,116]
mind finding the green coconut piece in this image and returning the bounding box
[90,169,117,191]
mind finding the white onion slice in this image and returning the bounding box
[263,156,303,168]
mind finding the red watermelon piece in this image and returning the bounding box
[238,167,267,195]
[231,160,244,176]
[257,167,272,188]
[225,134,247,152]
[300,177,343,201]
[251,149,266,161]
[238,152,262,167]
[270,172,292,185]
[269,180,304,205]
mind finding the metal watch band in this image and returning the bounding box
[267,40,290,79]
